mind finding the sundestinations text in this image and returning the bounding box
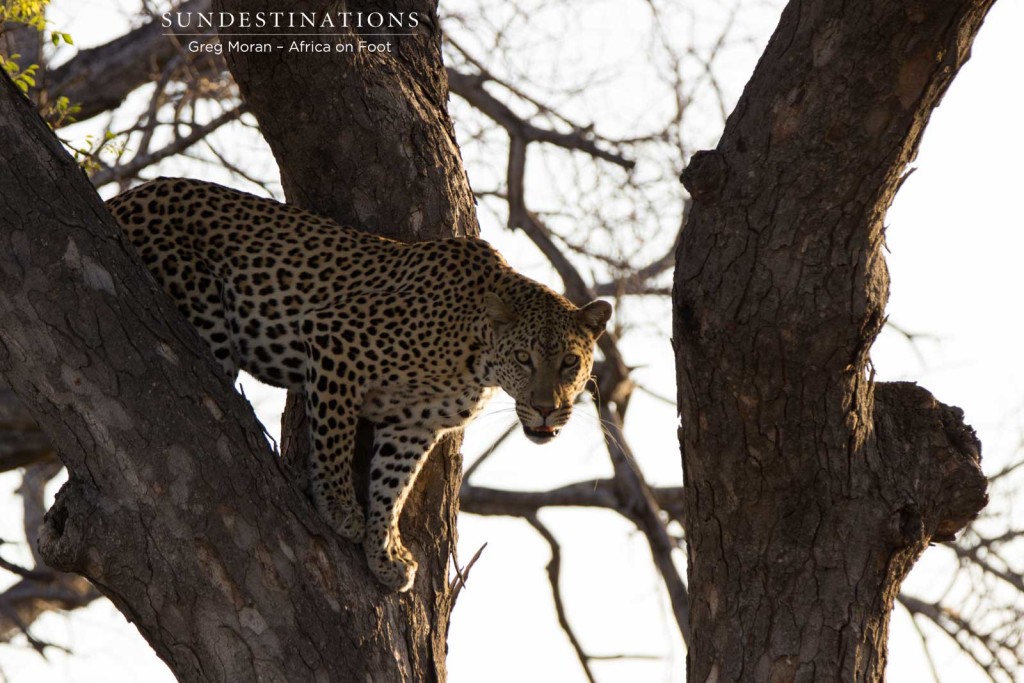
[162,11,420,31]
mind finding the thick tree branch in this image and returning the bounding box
[673,1,994,680]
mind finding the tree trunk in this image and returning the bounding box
[673,1,991,681]
[216,0,479,677]
[0,0,473,679]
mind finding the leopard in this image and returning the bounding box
[106,177,612,592]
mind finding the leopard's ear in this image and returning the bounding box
[484,292,517,329]
[578,300,612,339]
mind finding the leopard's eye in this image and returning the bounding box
[514,350,532,366]
[562,353,580,368]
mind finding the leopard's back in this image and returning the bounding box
[107,178,401,386]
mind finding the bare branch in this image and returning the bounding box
[460,478,685,526]
[526,515,598,683]
[0,553,48,581]
[899,594,1021,683]
[449,542,488,605]
[598,403,691,648]
[90,105,245,187]
[201,135,276,195]
[446,68,634,170]
[1,605,73,658]
[987,459,1024,484]
[908,609,944,683]
[591,201,689,298]
[463,422,518,482]
[0,572,101,645]
[952,540,1024,594]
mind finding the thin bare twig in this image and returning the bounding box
[525,515,598,683]
[908,609,944,683]
[899,594,1021,683]
[0,554,49,581]
[91,105,246,187]
[463,422,519,483]
[450,542,488,605]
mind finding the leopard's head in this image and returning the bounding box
[485,289,612,443]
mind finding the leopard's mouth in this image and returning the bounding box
[523,425,560,444]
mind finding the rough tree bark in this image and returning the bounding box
[674,1,992,681]
[0,0,473,680]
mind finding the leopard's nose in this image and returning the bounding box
[533,404,555,418]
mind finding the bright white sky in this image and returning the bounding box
[1,1,1022,682]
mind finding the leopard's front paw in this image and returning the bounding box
[367,542,417,592]
[315,494,365,542]
[333,505,366,542]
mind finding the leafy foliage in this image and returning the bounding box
[0,0,50,30]
[1,0,73,94]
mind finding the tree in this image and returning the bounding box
[0,0,1019,681]
[674,1,991,680]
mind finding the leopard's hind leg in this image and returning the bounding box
[303,330,367,543]
[363,424,440,592]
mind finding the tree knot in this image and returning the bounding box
[873,382,988,544]
[38,478,100,575]
[680,150,727,202]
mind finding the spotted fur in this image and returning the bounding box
[106,178,612,591]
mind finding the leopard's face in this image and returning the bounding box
[485,292,612,443]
